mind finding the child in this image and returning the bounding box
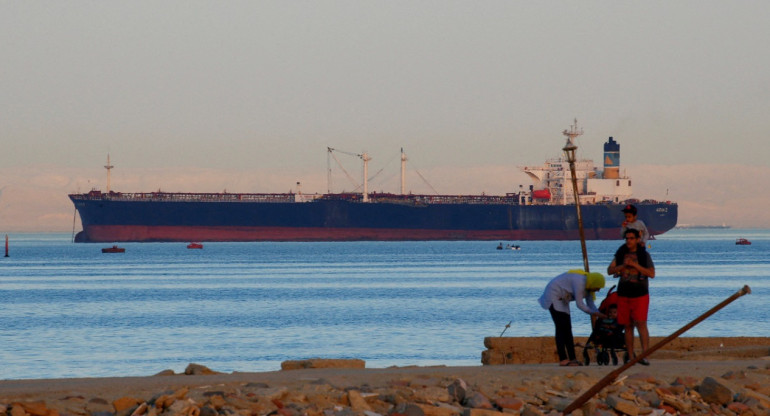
[584,304,625,365]
[621,204,649,244]
[592,304,624,348]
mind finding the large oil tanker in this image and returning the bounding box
[70,125,677,242]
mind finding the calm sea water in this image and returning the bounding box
[0,229,768,380]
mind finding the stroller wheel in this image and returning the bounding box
[598,350,609,365]
[582,348,591,366]
[611,350,619,366]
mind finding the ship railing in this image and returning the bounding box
[71,192,298,203]
[318,193,522,205]
[373,194,521,205]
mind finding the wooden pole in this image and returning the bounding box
[562,285,752,414]
[567,160,589,272]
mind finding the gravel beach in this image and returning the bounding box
[2,338,769,416]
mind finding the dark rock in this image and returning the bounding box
[638,391,660,408]
[463,392,493,409]
[389,403,424,416]
[199,406,217,416]
[185,363,220,375]
[698,377,735,405]
[447,379,467,403]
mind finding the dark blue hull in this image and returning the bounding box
[70,195,677,242]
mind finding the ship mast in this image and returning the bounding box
[104,153,114,193]
[562,119,583,202]
[362,152,370,202]
[400,148,407,195]
[327,147,371,202]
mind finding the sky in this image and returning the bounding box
[1,1,769,232]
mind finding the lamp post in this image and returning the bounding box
[563,120,589,272]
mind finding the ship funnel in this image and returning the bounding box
[603,137,620,179]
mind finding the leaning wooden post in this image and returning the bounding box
[562,285,752,414]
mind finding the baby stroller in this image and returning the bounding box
[582,285,626,365]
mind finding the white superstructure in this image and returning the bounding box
[520,135,632,205]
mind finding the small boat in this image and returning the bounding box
[187,242,203,249]
[508,245,521,250]
[101,245,125,253]
[735,238,752,245]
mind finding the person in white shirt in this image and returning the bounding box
[538,270,606,366]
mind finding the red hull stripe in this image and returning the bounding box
[82,225,623,242]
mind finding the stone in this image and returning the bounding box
[413,404,457,416]
[660,396,690,413]
[348,390,373,412]
[698,377,735,405]
[113,397,143,413]
[494,397,524,411]
[463,392,493,409]
[166,399,192,415]
[414,386,451,404]
[447,379,467,403]
[198,406,216,416]
[18,402,51,416]
[389,403,425,416]
[154,369,176,376]
[519,405,546,416]
[462,410,506,416]
[738,387,770,408]
[638,391,660,408]
[546,397,571,413]
[10,404,27,416]
[253,386,289,401]
[207,395,226,409]
[184,363,220,375]
[726,402,750,413]
[605,395,639,416]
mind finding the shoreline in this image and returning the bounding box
[2,359,770,415]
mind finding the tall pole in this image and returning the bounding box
[104,153,114,193]
[562,119,589,272]
[327,148,332,194]
[362,152,370,202]
[400,148,407,195]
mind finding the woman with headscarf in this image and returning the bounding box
[538,270,607,366]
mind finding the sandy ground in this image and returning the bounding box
[0,338,770,404]
[1,359,769,402]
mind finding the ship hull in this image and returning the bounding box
[70,197,677,242]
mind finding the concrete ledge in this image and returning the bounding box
[481,336,770,365]
[281,358,366,370]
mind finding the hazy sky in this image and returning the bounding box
[1,2,770,231]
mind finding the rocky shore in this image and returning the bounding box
[2,338,770,416]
